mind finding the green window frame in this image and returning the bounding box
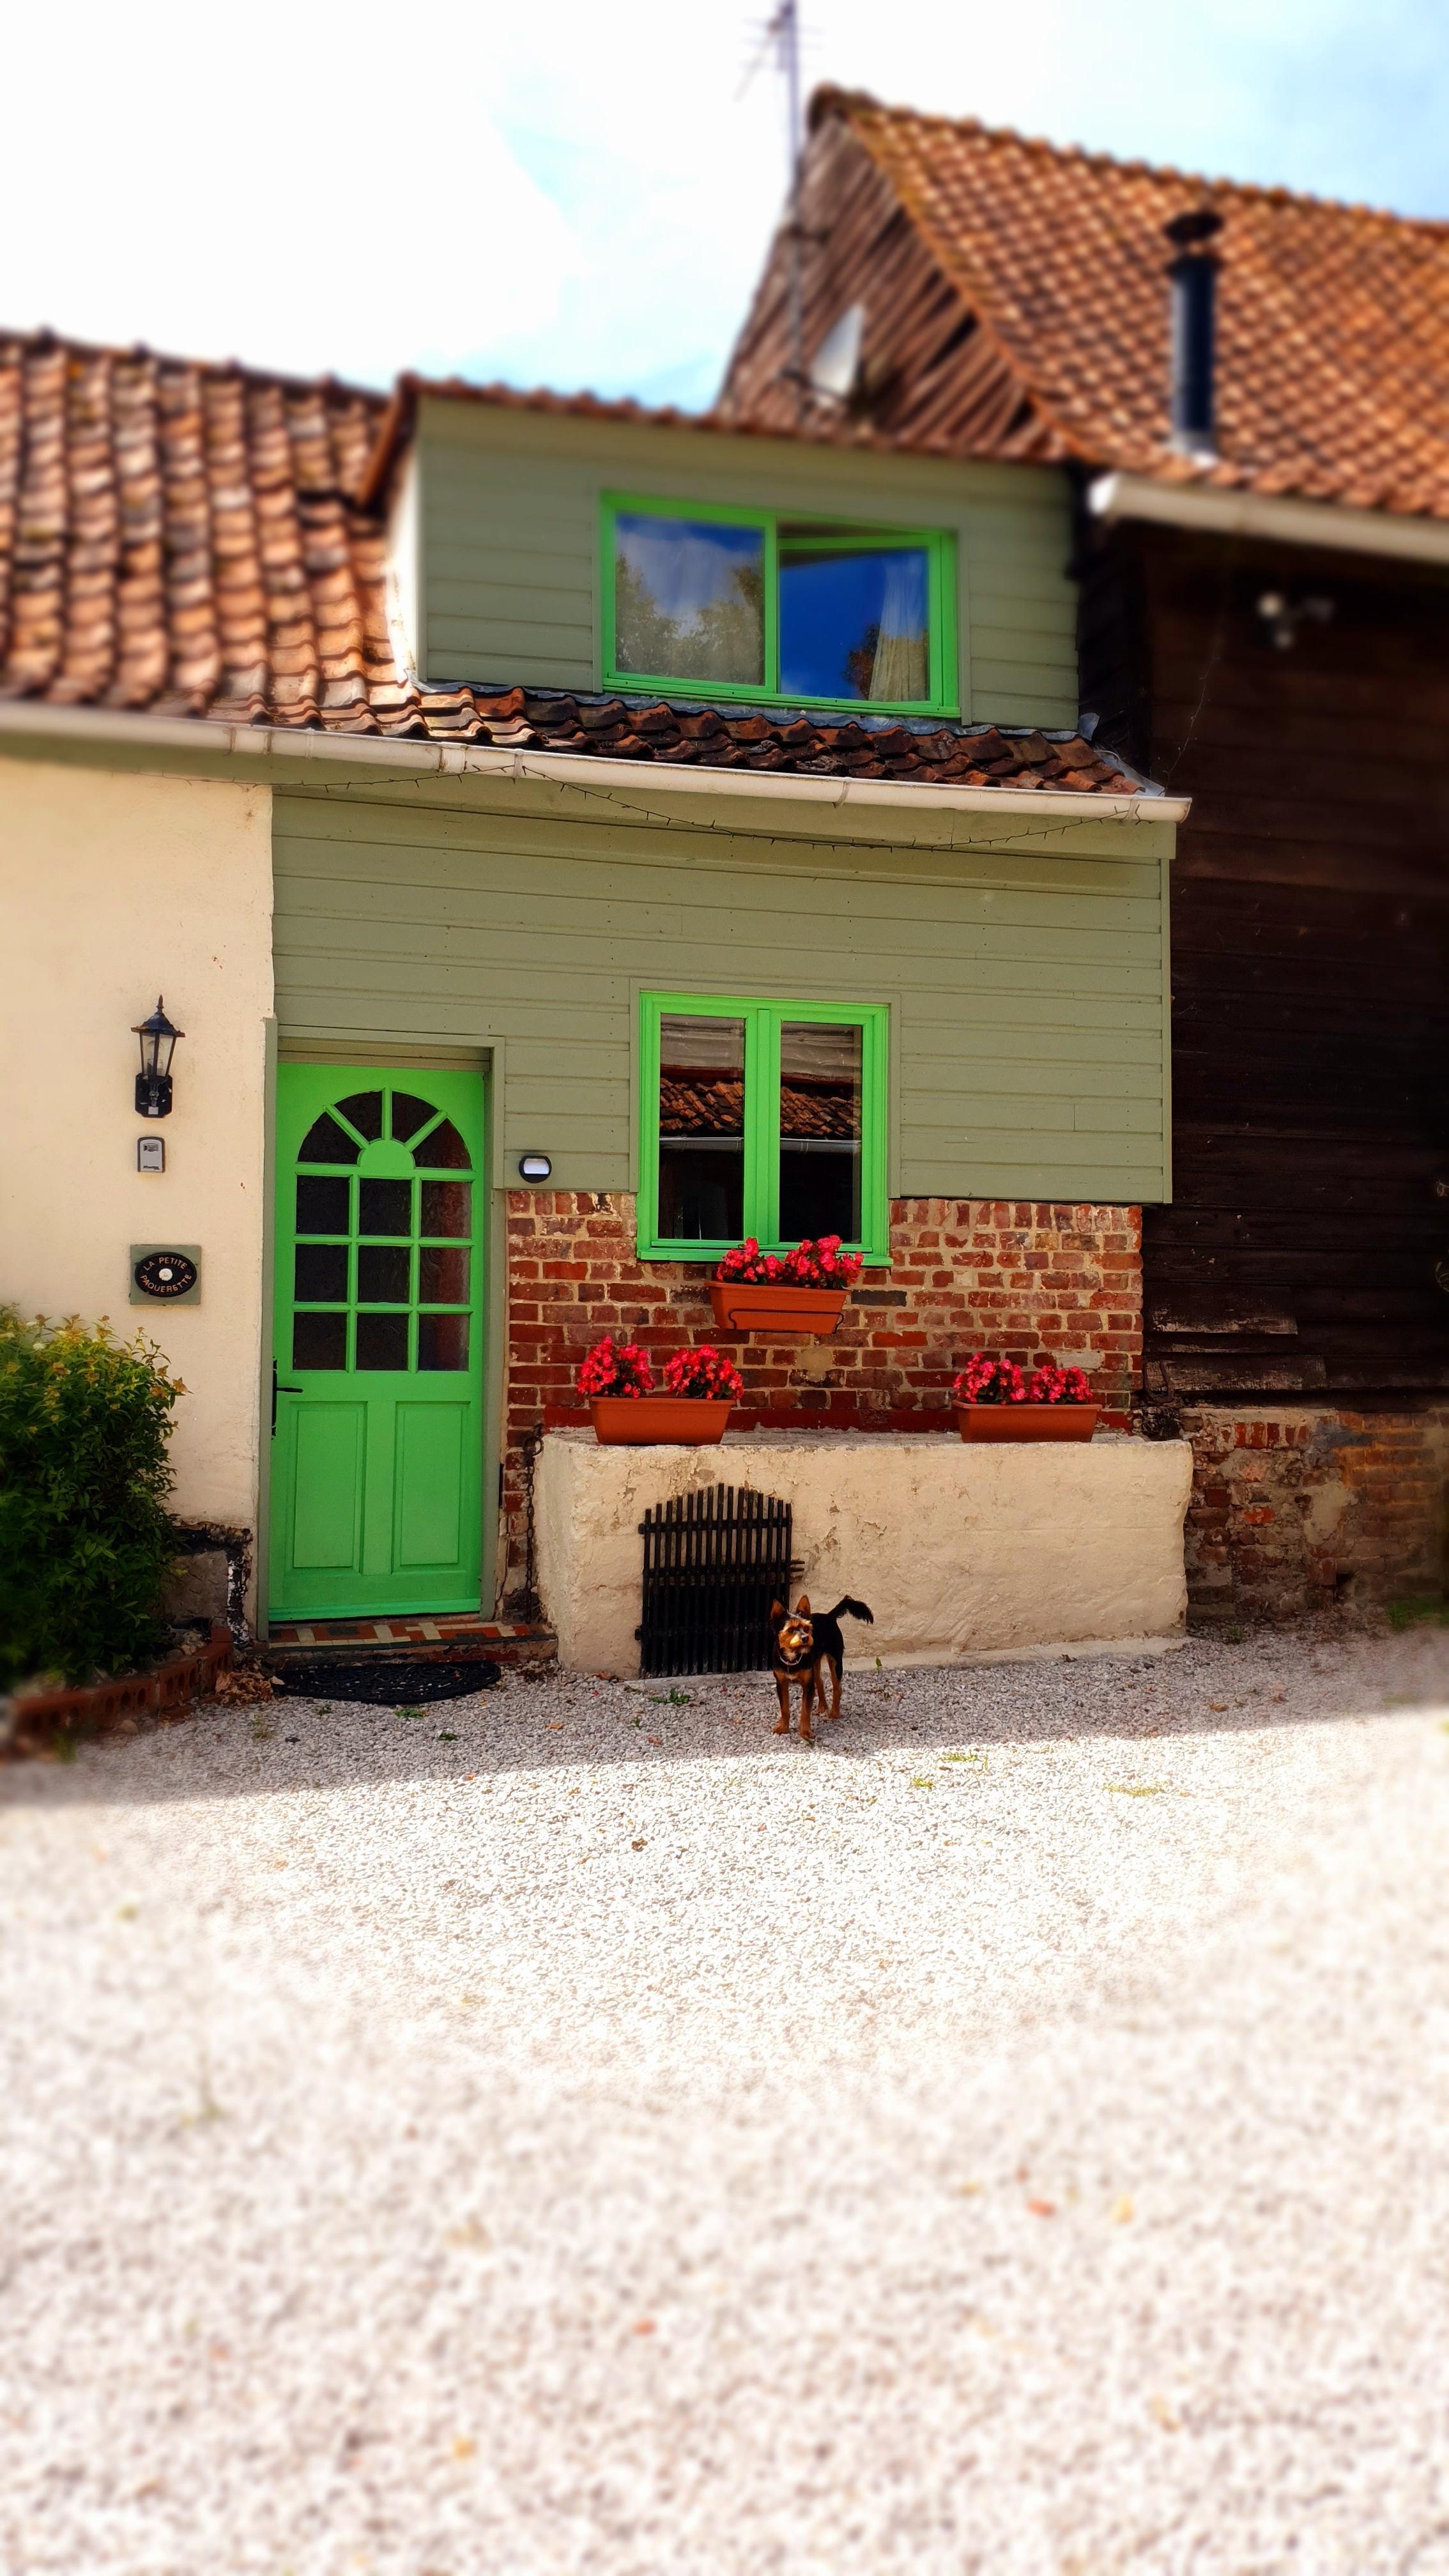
[638,992,890,1264]
[601,493,958,718]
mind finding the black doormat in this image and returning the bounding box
[277,1657,501,1708]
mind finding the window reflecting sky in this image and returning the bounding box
[779,546,929,702]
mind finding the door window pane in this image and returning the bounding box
[414,1117,470,1170]
[779,535,929,703]
[420,1181,471,1239]
[360,1179,412,1237]
[418,1312,470,1372]
[335,1091,384,1140]
[295,1243,348,1303]
[296,1175,349,1235]
[298,1112,360,1166]
[778,1020,862,1242]
[390,1091,436,1143]
[358,1245,411,1303]
[614,512,764,686]
[658,1013,744,1241]
[293,1310,347,1370]
[420,1246,470,1305]
[356,1312,409,1370]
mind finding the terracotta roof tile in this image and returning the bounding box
[721,88,1449,522]
[0,330,392,733]
[436,686,1144,794]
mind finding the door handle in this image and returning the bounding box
[272,1358,303,1436]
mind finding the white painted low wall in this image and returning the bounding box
[537,1429,1193,1675]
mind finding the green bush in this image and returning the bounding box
[0,1307,182,1688]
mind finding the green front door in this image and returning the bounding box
[269,1066,486,1620]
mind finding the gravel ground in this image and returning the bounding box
[5,1621,1449,2575]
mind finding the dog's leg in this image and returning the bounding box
[823,1653,843,1721]
[773,1675,791,1735]
[800,1673,815,1744]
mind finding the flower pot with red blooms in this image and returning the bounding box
[578,1335,656,1444]
[627,1344,746,1445]
[709,1236,863,1338]
[578,1335,744,1445]
[952,1354,1099,1444]
[594,1398,733,1446]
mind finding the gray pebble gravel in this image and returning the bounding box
[4,1622,1449,2574]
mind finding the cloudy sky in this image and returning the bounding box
[4,1,1445,408]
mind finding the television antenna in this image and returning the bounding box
[740,3,809,411]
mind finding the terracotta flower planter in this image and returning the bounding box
[591,1395,733,1446]
[955,1403,1100,1443]
[709,1282,847,1339]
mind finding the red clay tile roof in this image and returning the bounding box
[0,325,1149,793]
[0,331,396,724]
[723,89,1449,521]
[661,1075,856,1139]
[417,686,1139,793]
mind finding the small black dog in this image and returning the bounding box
[769,1594,875,1742]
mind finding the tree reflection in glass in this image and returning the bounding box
[614,515,764,686]
[779,535,929,703]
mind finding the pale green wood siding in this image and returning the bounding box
[272,776,1171,1204]
[417,398,1078,730]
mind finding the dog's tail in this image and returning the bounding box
[826,1597,873,1625]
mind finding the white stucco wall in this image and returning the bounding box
[537,1429,1193,1674]
[0,754,273,1551]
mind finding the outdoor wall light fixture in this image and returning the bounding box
[518,1153,553,1182]
[132,997,184,1118]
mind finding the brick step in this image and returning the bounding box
[265,1615,555,1671]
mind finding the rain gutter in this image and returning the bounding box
[0,700,1188,825]
[1090,469,1449,570]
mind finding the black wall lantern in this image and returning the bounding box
[132,997,184,1119]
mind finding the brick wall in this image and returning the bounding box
[1181,1405,1449,1623]
[501,1193,1142,1604]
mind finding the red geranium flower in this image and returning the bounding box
[715,1236,864,1289]
[663,1344,745,1402]
[577,1336,654,1399]
[951,1353,1027,1407]
[1026,1361,1094,1406]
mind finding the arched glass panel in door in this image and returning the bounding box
[271,1067,485,1623]
[290,1085,475,1376]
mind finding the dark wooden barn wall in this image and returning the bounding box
[1092,526,1449,1400]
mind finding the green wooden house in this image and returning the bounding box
[0,336,1182,1633]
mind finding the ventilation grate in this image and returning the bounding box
[636,1484,794,1678]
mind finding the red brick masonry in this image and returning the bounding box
[502,1192,1142,1600]
[1182,1406,1449,1624]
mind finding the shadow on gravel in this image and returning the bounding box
[6,1626,1448,1810]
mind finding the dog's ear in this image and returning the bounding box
[769,1599,786,1630]
[795,1595,811,1617]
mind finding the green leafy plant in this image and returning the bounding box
[0,1307,181,1688]
[1386,1595,1449,1632]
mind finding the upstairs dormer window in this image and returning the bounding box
[602,495,956,716]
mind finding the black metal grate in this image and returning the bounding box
[636,1484,794,1677]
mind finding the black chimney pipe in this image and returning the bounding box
[1165,208,1223,456]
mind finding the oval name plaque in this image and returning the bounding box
[134,1249,199,1300]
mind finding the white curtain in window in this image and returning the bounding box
[867,555,928,702]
